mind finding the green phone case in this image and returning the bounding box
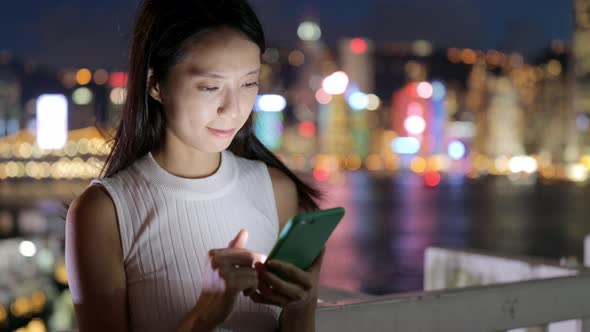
[265,207,345,278]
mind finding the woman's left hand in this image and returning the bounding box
[248,248,325,310]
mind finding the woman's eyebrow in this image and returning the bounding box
[187,68,260,78]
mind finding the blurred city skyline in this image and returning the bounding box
[0,0,574,70]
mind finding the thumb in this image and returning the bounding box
[228,229,248,248]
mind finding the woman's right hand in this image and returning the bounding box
[183,229,265,332]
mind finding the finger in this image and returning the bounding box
[210,249,261,269]
[258,264,307,301]
[249,290,287,306]
[218,265,258,281]
[228,229,248,248]
[266,260,313,290]
[257,281,292,305]
[225,274,259,294]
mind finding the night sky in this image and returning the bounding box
[0,0,573,70]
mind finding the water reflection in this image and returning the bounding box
[316,172,590,295]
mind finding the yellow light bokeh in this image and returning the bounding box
[10,296,32,317]
[365,154,382,171]
[345,154,362,171]
[384,154,400,171]
[410,156,427,174]
[76,68,92,85]
[55,261,69,285]
[0,305,6,322]
[31,291,47,313]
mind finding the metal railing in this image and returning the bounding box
[315,237,590,331]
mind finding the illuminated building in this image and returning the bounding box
[0,61,22,137]
[486,77,525,158]
[572,0,590,157]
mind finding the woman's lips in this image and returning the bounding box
[207,127,237,137]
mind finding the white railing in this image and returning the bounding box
[315,236,590,331]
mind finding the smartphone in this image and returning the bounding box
[265,207,345,278]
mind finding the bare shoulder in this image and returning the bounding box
[67,184,119,248]
[69,184,116,221]
[267,166,299,232]
[66,183,124,287]
[65,184,128,330]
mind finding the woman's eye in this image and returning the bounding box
[199,86,219,92]
[243,81,259,88]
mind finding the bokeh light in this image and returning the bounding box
[255,94,287,112]
[404,115,426,135]
[297,21,321,41]
[350,38,368,54]
[72,87,93,105]
[76,68,92,85]
[322,71,349,95]
[417,82,433,99]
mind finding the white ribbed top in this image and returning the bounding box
[91,150,282,331]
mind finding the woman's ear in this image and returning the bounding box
[147,68,162,103]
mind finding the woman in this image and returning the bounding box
[65,0,323,331]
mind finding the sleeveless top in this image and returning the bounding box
[91,149,282,331]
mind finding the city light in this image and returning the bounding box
[76,68,92,85]
[298,121,316,138]
[407,102,423,116]
[577,114,590,132]
[404,115,426,135]
[448,140,466,160]
[347,92,369,111]
[72,87,93,105]
[255,94,287,112]
[297,21,321,41]
[412,40,433,57]
[110,88,127,105]
[36,94,68,150]
[109,72,128,88]
[546,59,562,76]
[366,94,381,111]
[315,88,332,104]
[263,48,279,64]
[461,48,477,64]
[431,81,446,101]
[566,164,588,182]
[254,112,283,151]
[313,167,329,181]
[391,137,421,154]
[19,240,37,257]
[417,82,434,99]
[424,171,441,187]
[288,50,305,67]
[411,156,427,173]
[350,38,368,54]
[322,71,349,95]
[93,69,109,85]
[508,156,538,174]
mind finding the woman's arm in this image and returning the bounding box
[65,185,129,332]
[267,167,318,332]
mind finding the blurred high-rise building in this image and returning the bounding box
[571,0,590,158]
[0,62,21,137]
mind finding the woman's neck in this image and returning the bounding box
[151,133,221,179]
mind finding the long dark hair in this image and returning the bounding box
[102,0,321,211]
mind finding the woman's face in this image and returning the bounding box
[152,28,261,153]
